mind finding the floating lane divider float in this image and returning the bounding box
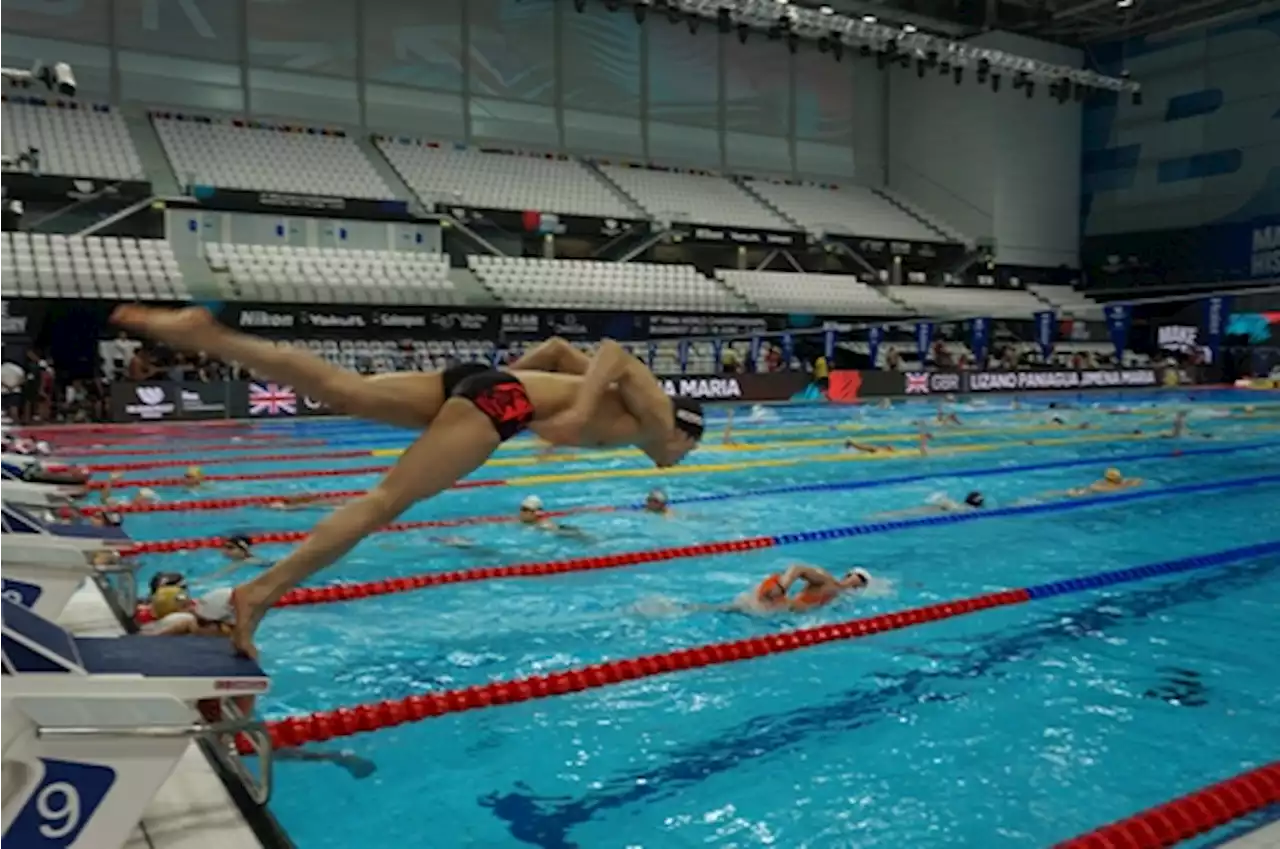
[269,474,1280,607]
[1052,761,1280,849]
[58,438,333,458]
[240,540,1280,752]
[114,440,1280,552]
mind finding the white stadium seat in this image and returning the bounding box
[209,243,456,305]
[716,270,908,316]
[2,97,144,181]
[378,141,639,220]
[884,285,1046,319]
[746,180,942,242]
[599,165,791,231]
[468,256,748,313]
[1026,283,1104,321]
[2,233,189,301]
[154,115,393,199]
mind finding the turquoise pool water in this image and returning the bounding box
[89,390,1280,848]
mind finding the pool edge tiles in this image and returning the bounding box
[56,583,281,849]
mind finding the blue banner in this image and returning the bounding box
[1105,304,1132,362]
[915,322,933,362]
[749,335,763,371]
[711,338,724,372]
[970,317,991,364]
[868,325,883,367]
[1203,295,1233,363]
[823,328,837,361]
[781,333,794,367]
[646,341,658,371]
[1034,311,1056,360]
[677,339,690,374]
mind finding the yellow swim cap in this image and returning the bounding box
[186,465,203,478]
[150,586,191,619]
[1104,468,1122,484]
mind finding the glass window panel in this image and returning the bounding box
[119,51,243,112]
[467,0,555,105]
[649,121,719,169]
[795,42,854,143]
[561,2,642,117]
[115,0,242,62]
[247,0,356,78]
[470,98,558,148]
[726,132,790,175]
[362,0,463,92]
[563,110,642,159]
[365,84,465,141]
[724,36,790,136]
[4,0,110,45]
[248,68,359,124]
[796,139,855,180]
[647,17,719,129]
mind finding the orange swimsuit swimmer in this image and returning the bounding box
[755,574,837,611]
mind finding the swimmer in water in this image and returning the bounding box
[114,305,703,656]
[184,465,205,489]
[644,489,671,515]
[748,564,871,613]
[935,405,961,426]
[871,491,985,519]
[1049,415,1092,430]
[518,495,590,538]
[205,534,269,581]
[845,439,895,454]
[1053,467,1143,498]
[267,492,353,511]
[721,409,736,446]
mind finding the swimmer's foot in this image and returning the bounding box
[229,583,274,659]
[336,751,377,779]
[111,305,220,353]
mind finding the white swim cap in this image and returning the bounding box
[520,495,543,511]
[647,489,668,504]
[850,567,871,586]
[35,440,51,455]
[137,487,159,502]
[194,587,235,623]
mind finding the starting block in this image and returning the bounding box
[1,480,87,508]
[2,537,141,623]
[2,502,130,551]
[1,600,273,849]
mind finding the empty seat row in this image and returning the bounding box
[716,269,908,317]
[600,166,792,232]
[1,232,188,301]
[2,98,143,181]
[748,180,950,243]
[884,285,1046,319]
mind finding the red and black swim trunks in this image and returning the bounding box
[443,364,535,442]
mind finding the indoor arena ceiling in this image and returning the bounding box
[799,0,1269,44]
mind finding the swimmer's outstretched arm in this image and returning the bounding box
[778,563,836,591]
[510,337,591,375]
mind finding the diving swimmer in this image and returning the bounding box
[112,305,705,656]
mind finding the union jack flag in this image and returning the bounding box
[905,373,930,395]
[249,383,297,416]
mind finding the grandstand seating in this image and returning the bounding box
[2,98,144,181]
[206,243,456,305]
[1,233,187,300]
[747,180,943,242]
[1027,283,1104,320]
[716,270,909,316]
[153,116,393,199]
[884,285,1045,319]
[469,256,748,312]
[599,166,792,231]
[377,141,638,220]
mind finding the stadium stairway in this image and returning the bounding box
[447,266,500,306]
[357,135,426,215]
[580,159,648,219]
[872,186,970,246]
[124,107,180,197]
[734,178,808,236]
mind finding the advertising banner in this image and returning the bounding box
[970,317,991,364]
[867,325,883,366]
[655,373,809,402]
[188,187,414,222]
[111,382,232,421]
[1105,304,1133,361]
[1033,310,1056,360]
[445,205,647,240]
[828,235,966,267]
[903,371,963,396]
[965,369,1159,393]
[223,304,498,340]
[1202,295,1233,363]
[915,321,934,362]
[670,224,807,249]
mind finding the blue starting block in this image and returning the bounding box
[1,599,273,849]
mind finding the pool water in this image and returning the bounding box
[97,390,1280,848]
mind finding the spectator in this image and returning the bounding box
[721,347,741,374]
[885,347,902,371]
[127,346,160,381]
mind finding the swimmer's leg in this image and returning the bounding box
[230,400,502,657]
[112,305,444,428]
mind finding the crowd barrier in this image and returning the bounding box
[107,373,811,422]
[829,367,1200,401]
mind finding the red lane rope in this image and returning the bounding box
[85,464,408,489]
[84,448,375,472]
[238,588,1028,752]
[120,507,613,555]
[60,439,332,458]
[1053,762,1280,848]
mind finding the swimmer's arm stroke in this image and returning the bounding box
[778,563,836,590]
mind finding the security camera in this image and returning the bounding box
[33,61,76,97]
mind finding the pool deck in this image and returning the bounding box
[1216,815,1280,848]
[58,582,272,849]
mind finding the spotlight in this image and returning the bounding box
[818,35,830,53]
[1074,82,1086,102]
[916,58,926,78]
[832,39,842,61]
[939,61,950,74]
[1053,79,1070,104]
[717,7,731,33]
[738,22,749,43]
[1013,72,1027,90]
[688,14,699,33]
[991,73,1000,92]
[574,0,586,12]
[768,22,783,40]
[953,66,963,84]
[605,0,621,11]
[860,44,871,57]
[977,58,990,83]
[788,32,799,53]
[1025,81,1035,99]
[926,50,938,67]
[1132,90,1142,105]
[634,3,647,23]
[899,53,911,69]
[876,51,889,70]
[667,4,681,23]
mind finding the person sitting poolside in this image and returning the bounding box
[144,585,376,779]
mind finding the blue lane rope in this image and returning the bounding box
[640,439,1280,509]
[765,473,1280,547]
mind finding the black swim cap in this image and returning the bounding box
[671,397,705,441]
[225,534,253,552]
[149,571,186,595]
[964,491,985,508]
